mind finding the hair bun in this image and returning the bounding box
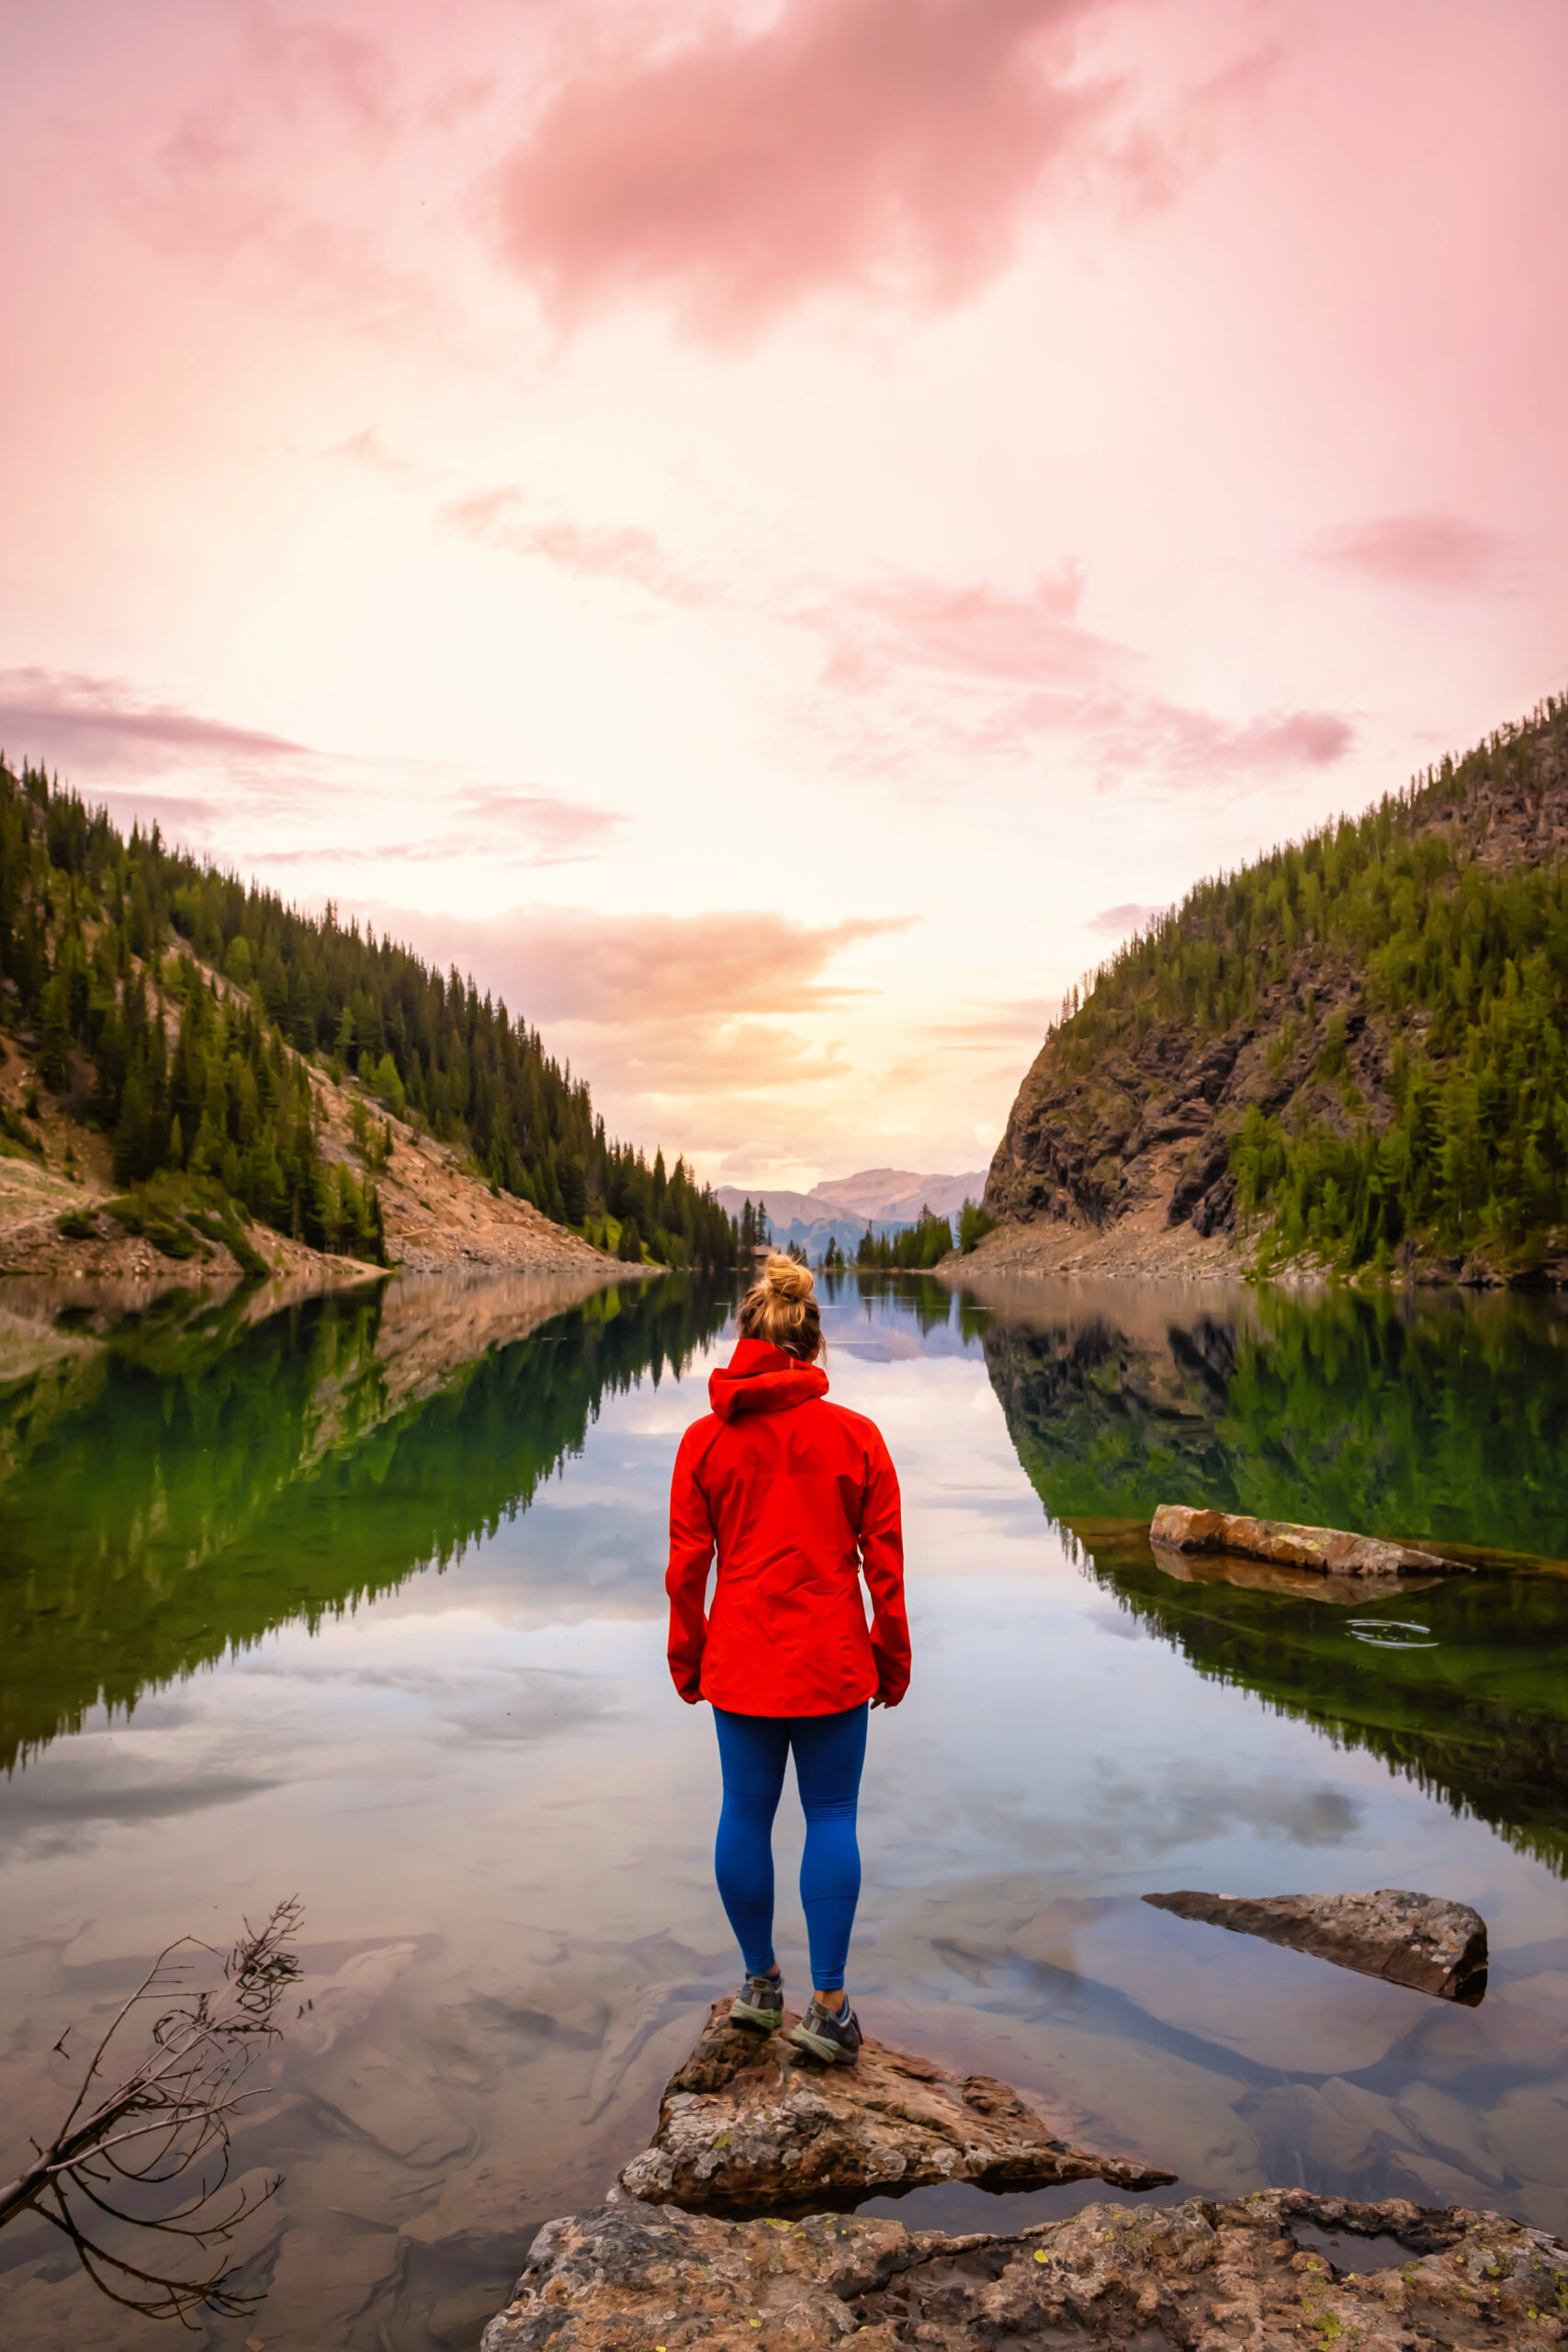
[762,1251,815,1302]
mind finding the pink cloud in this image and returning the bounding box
[245,6,399,137]
[1086,899,1170,933]
[437,486,716,608]
[1064,694,1354,779]
[805,563,1116,690]
[347,902,916,1110]
[249,785,626,870]
[1307,514,1510,590]
[490,0,1134,334]
[0,668,308,774]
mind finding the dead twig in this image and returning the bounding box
[0,1895,303,2323]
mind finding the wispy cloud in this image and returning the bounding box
[799,563,1114,690]
[250,785,626,870]
[1307,514,1512,591]
[349,901,913,1103]
[1086,899,1170,934]
[0,668,308,775]
[436,486,716,607]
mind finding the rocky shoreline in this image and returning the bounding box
[480,1939,1562,2352]
[482,2184,1568,2352]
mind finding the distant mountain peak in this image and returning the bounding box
[808,1168,988,1221]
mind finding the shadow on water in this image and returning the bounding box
[0,1270,737,1770]
[971,1279,1568,1878]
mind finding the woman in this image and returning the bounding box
[666,1254,909,2064]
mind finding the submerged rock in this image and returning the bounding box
[617,2000,1175,2216]
[1143,1888,1489,2003]
[1149,1502,1463,1576]
[480,2187,1568,2352]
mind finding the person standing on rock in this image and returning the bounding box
[665,1253,909,2065]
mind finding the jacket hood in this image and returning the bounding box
[708,1336,829,1422]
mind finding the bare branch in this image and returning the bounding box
[0,1896,302,2322]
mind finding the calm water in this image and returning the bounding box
[3,1268,1568,2348]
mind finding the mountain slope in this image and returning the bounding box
[979,692,1568,1283]
[0,757,737,1281]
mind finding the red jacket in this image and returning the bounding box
[666,1338,910,1716]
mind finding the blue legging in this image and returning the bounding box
[713,1704,868,1993]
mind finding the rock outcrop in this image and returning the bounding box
[481,2187,1568,2352]
[1143,1889,1489,2003]
[974,697,1568,1283]
[1149,1503,1461,1577]
[617,2001,1175,2216]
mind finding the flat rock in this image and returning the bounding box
[1149,1501,1462,1575]
[1143,1889,1489,2002]
[480,2187,1568,2351]
[617,2000,1175,2215]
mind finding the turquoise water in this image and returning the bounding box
[2,1270,1567,2347]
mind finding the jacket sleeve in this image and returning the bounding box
[665,1424,716,1703]
[860,1430,910,1705]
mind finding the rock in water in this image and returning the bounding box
[1143,1888,1489,2002]
[617,2000,1175,2215]
[1149,1502,1461,1576]
[480,2188,1568,2351]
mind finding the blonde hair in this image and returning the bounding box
[738,1253,823,1360]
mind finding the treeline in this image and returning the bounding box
[1050,694,1568,1272]
[852,1206,953,1269]
[0,758,738,1268]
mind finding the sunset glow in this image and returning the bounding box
[4,0,1565,1185]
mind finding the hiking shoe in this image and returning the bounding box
[785,1996,862,2065]
[729,1971,784,2032]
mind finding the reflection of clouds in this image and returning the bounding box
[0,1747,285,1860]
[1089,1763,1365,1853]
[239,1656,615,1745]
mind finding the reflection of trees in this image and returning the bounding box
[979,1288,1568,1879]
[1068,1523,1568,1879]
[981,1285,1568,1555]
[0,1275,734,1770]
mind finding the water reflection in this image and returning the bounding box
[2,1272,1568,2352]
[974,1277,1568,1553]
[972,1282,1568,1880]
[0,1271,734,1769]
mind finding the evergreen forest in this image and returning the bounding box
[1044,693,1568,1273]
[0,758,738,1269]
[853,1205,955,1270]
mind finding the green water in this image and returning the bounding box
[2,1273,727,1769]
[2,1271,1567,2349]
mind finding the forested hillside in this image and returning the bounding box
[0,759,736,1269]
[985,693,1568,1281]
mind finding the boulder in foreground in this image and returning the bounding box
[1143,1888,1488,2003]
[481,2188,1568,2352]
[1150,1502,1462,1576]
[617,2000,1174,2216]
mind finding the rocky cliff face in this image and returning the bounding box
[980,703,1568,1273]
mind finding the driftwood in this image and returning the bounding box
[1149,1502,1464,1577]
[0,1896,302,2322]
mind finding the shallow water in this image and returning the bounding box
[3,1269,1568,2347]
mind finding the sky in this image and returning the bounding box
[2,0,1565,1190]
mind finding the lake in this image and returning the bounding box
[3,1267,1568,2349]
